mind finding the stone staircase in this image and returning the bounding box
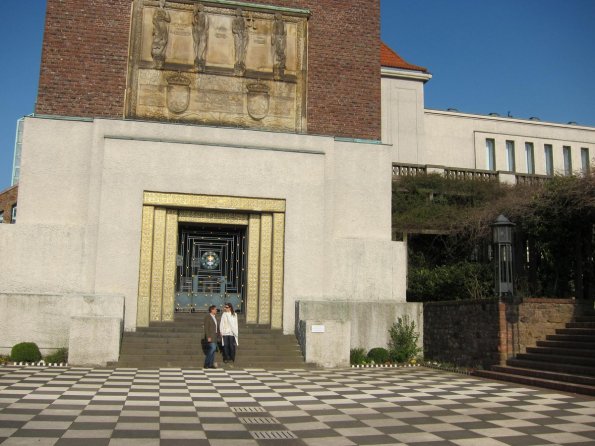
[108,312,311,369]
[473,314,595,396]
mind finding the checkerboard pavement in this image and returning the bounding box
[0,366,593,446]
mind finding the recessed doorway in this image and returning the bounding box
[136,192,286,329]
[175,224,247,313]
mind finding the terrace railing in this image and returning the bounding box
[393,163,552,185]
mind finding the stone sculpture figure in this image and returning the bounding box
[271,13,286,80]
[151,0,170,68]
[232,8,248,76]
[192,3,209,72]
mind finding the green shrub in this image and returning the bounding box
[0,355,10,365]
[44,348,68,364]
[11,342,42,363]
[407,261,492,301]
[367,347,389,364]
[350,348,367,365]
[388,316,422,363]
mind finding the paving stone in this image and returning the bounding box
[0,366,594,445]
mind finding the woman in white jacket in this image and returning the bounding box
[220,302,238,363]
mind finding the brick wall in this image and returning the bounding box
[0,185,18,224]
[36,0,131,119]
[36,0,380,140]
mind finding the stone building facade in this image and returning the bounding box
[2,1,594,367]
[0,0,408,367]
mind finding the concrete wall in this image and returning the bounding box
[0,116,406,353]
[0,293,124,355]
[381,74,426,164]
[296,300,423,353]
[298,319,351,368]
[0,224,87,294]
[68,316,123,366]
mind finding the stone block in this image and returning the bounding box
[296,300,423,352]
[302,320,350,368]
[68,316,122,366]
[0,293,125,355]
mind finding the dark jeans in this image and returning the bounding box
[222,335,236,362]
[204,342,217,368]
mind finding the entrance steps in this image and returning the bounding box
[108,312,312,369]
[473,314,595,396]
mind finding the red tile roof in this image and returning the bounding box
[381,42,428,72]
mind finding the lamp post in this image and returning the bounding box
[491,214,515,299]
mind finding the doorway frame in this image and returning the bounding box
[136,191,285,329]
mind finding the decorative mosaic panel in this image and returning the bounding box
[150,208,167,321]
[258,213,273,325]
[137,205,155,327]
[144,191,285,213]
[270,212,285,329]
[246,214,261,324]
[162,209,179,321]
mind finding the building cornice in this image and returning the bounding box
[381,67,432,83]
[425,109,595,131]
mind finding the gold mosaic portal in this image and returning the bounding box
[126,0,309,133]
[136,193,285,328]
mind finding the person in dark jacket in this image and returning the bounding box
[203,305,218,368]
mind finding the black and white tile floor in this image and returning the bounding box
[0,366,594,445]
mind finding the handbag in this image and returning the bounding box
[200,337,209,355]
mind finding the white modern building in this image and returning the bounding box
[380,43,595,181]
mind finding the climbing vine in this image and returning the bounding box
[393,172,595,300]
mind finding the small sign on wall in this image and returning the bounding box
[311,324,325,333]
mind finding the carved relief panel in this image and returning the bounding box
[126,0,308,132]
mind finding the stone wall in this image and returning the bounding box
[424,298,585,368]
[36,0,380,140]
[423,299,501,368]
[0,185,18,223]
[500,298,579,362]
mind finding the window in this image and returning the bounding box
[10,205,16,224]
[544,144,554,176]
[563,146,572,176]
[486,138,496,171]
[525,142,535,174]
[505,140,515,172]
[581,148,590,175]
[0,211,4,223]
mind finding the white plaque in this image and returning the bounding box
[311,324,325,333]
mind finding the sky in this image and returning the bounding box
[0,0,594,191]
